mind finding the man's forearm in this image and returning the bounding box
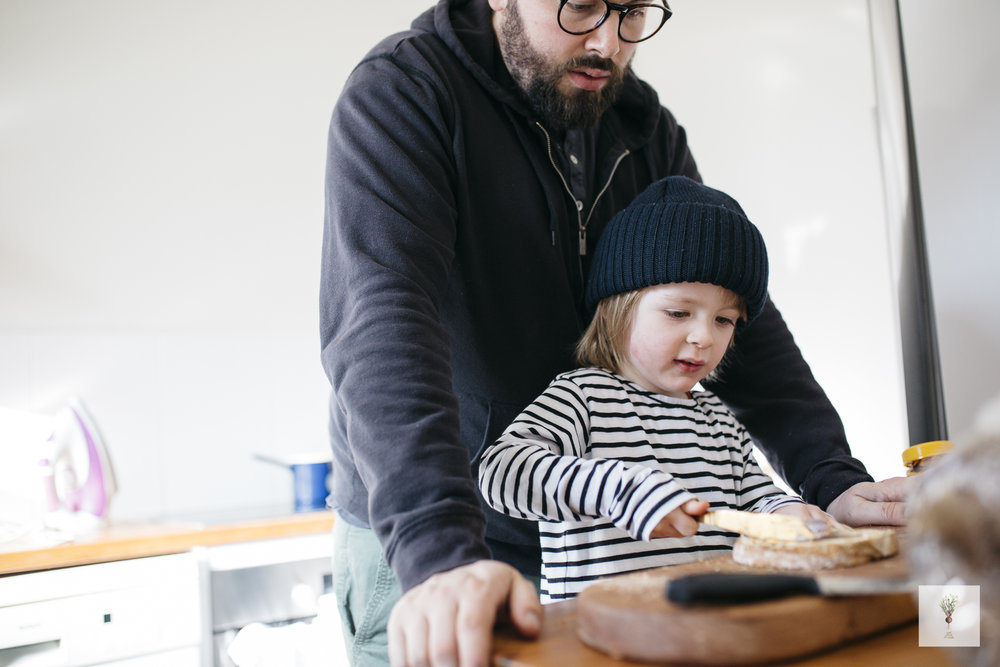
[705,299,873,508]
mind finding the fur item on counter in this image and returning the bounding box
[907,434,1000,667]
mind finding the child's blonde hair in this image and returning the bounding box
[575,291,640,373]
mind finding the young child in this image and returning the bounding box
[478,176,833,602]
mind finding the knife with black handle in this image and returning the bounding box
[666,572,912,604]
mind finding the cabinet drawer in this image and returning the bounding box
[0,553,201,666]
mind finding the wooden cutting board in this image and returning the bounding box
[576,533,916,665]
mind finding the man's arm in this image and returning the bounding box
[703,299,881,513]
[322,41,546,667]
[321,51,490,590]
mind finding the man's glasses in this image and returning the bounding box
[557,0,672,44]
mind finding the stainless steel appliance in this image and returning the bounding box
[196,532,334,667]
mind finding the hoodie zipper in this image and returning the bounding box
[536,122,630,257]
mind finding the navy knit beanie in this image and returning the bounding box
[585,176,769,326]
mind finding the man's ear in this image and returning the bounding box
[488,0,508,12]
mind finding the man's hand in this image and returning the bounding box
[387,560,541,667]
[826,476,912,527]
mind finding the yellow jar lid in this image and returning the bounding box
[902,440,954,466]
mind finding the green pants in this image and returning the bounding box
[331,515,543,666]
[332,516,401,667]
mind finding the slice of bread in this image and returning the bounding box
[732,528,899,570]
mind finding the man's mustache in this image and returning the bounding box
[565,56,617,73]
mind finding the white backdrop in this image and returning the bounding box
[1,0,996,520]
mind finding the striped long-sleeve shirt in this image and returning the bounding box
[478,367,802,601]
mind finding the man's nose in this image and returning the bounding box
[583,14,621,59]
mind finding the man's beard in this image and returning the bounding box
[498,0,628,131]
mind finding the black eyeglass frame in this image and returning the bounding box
[556,0,672,44]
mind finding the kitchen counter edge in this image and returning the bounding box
[0,510,335,576]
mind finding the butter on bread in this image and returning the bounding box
[701,509,821,542]
[733,527,899,570]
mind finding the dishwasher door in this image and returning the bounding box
[197,532,335,667]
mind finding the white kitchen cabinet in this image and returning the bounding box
[0,553,201,666]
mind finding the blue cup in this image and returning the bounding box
[290,461,331,512]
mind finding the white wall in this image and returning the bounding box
[1,0,996,521]
[898,0,1000,441]
[0,1,412,519]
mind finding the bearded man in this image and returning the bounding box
[320,2,909,665]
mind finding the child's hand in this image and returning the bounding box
[772,502,850,534]
[650,499,710,539]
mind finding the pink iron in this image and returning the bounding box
[40,397,118,525]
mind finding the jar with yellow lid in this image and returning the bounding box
[902,440,954,475]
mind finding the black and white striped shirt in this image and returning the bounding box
[478,367,801,601]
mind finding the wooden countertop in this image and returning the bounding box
[0,510,335,576]
[492,598,957,667]
[493,535,959,667]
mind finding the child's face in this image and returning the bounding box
[619,282,742,398]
